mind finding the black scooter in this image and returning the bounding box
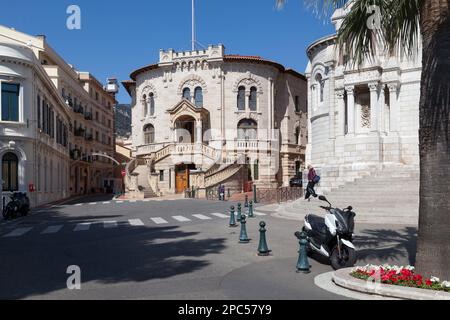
[2,192,31,220]
[302,195,357,270]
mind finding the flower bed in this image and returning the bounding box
[351,265,450,293]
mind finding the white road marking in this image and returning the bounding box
[254,212,267,216]
[41,225,64,235]
[193,214,212,220]
[74,223,91,232]
[211,213,229,219]
[116,201,124,204]
[173,216,191,222]
[142,199,151,202]
[129,200,137,203]
[151,217,168,225]
[4,227,33,238]
[103,201,111,204]
[104,221,118,229]
[129,219,145,226]
[75,203,83,207]
[89,202,98,205]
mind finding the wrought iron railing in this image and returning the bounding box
[256,187,303,204]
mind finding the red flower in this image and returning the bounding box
[426,279,433,286]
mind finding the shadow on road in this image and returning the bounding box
[0,207,227,300]
[354,227,417,266]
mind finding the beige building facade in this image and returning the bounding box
[0,25,117,209]
[123,45,308,197]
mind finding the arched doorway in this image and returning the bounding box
[175,115,196,144]
[175,163,196,193]
[2,152,19,192]
[237,119,258,140]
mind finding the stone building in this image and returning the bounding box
[123,45,308,197]
[0,25,118,209]
[305,3,421,193]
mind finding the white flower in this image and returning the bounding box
[441,281,450,288]
[431,277,440,283]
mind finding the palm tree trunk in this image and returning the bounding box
[415,0,450,280]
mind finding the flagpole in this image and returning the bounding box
[192,0,196,51]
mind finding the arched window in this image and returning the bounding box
[253,159,259,181]
[142,94,148,118]
[295,127,301,145]
[237,86,246,111]
[249,87,257,111]
[237,119,258,140]
[144,124,155,144]
[149,93,155,116]
[183,88,191,101]
[2,152,19,192]
[315,74,324,103]
[194,87,203,108]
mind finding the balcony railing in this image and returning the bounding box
[85,133,94,142]
[84,112,93,121]
[74,104,84,114]
[74,128,85,137]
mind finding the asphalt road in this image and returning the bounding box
[0,196,417,300]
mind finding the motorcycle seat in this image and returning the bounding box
[306,214,328,235]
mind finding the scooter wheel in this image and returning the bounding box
[330,246,357,270]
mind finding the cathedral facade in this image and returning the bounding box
[305,4,421,192]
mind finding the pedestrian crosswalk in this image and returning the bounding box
[1,211,267,239]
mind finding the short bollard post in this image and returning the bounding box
[228,188,231,199]
[237,203,242,222]
[229,206,237,228]
[295,231,311,274]
[239,215,250,243]
[248,201,255,218]
[257,221,271,256]
[244,195,249,208]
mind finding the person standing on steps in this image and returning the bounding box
[305,165,319,201]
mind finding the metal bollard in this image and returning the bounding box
[257,221,271,256]
[237,203,242,222]
[253,185,258,204]
[295,231,311,274]
[239,215,250,243]
[248,201,255,218]
[229,206,237,228]
[244,195,249,208]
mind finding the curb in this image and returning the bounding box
[332,268,450,300]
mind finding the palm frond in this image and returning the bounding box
[276,0,348,17]
[384,0,422,58]
[336,0,421,66]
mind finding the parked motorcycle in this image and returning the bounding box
[302,195,357,270]
[2,192,31,220]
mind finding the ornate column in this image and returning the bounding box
[345,86,355,134]
[388,83,399,133]
[369,82,379,133]
[336,90,346,137]
[196,120,203,144]
[378,84,386,133]
[327,63,336,140]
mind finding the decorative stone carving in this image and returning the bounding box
[361,105,371,128]
[139,81,158,98]
[233,73,264,94]
[177,75,208,94]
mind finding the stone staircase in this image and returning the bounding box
[132,164,157,199]
[274,165,420,226]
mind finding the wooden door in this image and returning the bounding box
[175,165,189,193]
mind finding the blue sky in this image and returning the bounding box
[0,0,335,103]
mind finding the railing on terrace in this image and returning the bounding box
[256,187,303,204]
